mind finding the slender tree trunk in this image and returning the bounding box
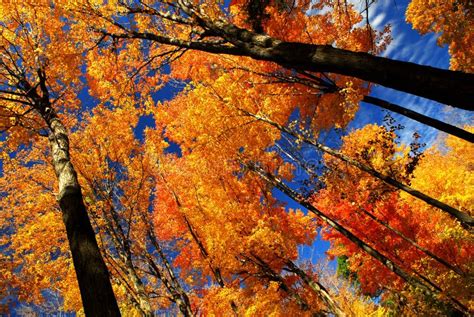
[44,108,121,317]
[248,163,468,314]
[105,203,153,317]
[354,206,467,278]
[285,261,345,317]
[146,229,194,317]
[276,141,467,278]
[241,110,474,229]
[124,257,153,317]
[87,193,152,317]
[363,96,474,143]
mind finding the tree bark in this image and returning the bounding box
[259,42,474,110]
[110,28,474,109]
[45,110,121,317]
[124,257,153,317]
[203,10,474,110]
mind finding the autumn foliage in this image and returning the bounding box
[0,0,472,316]
[406,0,474,73]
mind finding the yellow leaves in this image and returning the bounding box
[322,124,409,191]
[319,271,389,316]
[0,26,17,44]
[201,282,303,317]
[338,81,365,126]
[416,133,471,196]
[403,126,474,222]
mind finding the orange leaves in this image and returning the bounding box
[144,115,318,309]
[127,2,393,311]
[4,0,470,315]
[406,0,474,72]
[313,124,473,309]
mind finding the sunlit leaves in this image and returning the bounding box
[406,0,473,72]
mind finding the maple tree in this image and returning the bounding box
[0,2,120,315]
[0,0,473,316]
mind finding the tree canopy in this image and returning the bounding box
[0,0,472,316]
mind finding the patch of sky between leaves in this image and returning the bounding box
[133,65,186,156]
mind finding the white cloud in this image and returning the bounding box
[371,12,387,30]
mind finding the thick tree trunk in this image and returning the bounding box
[111,20,474,109]
[46,112,121,317]
[258,42,474,110]
[170,3,474,110]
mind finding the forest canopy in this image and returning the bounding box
[0,0,472,316]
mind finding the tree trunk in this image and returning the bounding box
[363,96,474,143]
[259,42,474,110]
[205,12,474,110]
[111,22,474,109]
[124,257,153,316]
[46,110,121,317]
[128,3,474,110]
